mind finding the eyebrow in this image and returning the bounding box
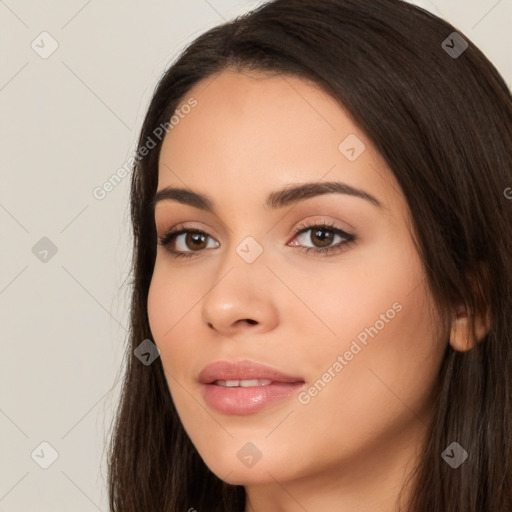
[151,181,383,213]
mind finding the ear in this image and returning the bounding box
[449,301,492,352]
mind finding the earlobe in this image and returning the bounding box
[449,302,491,352]
[449,312,472,352]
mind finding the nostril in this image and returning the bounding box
[245,319,258,325]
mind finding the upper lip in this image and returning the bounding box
[198,360,305,384]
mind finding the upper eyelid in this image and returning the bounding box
[162,220,349,235]
[155,209,356,233]
[292,223,354,244]
[157,215,355,235]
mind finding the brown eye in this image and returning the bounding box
[290,222,356,257]
[158,228,219,258]
[310,227,335,247]
[184,232,208,251]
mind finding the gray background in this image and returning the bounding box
[0,0,510,510]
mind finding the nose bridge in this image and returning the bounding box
[200,230,278,333]
[210,231,268,300]
[216,206,269,270]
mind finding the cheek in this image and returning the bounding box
[296,249,443,445]
[147,258,216,384]
[293,248,416,364]
[147,264,189,362]
[147,268,169,342]
[298,291,442,457]
[147,257,200,337]
[147,268,193,415]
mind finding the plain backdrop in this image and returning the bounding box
[0,0,510,510]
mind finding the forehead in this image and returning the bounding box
[156,69,403,217]
[192,68,339,123]
[160,69,349,169]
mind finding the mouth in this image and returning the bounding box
[212,379,274,387]
[198,360,306,415]
[198,359,305,385]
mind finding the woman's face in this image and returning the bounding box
[148,69,446,507]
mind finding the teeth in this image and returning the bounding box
[214,379,273,387]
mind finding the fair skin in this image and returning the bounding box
[147,69,477,511]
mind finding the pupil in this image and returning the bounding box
[188,232,206,250]
[313,228,333,247]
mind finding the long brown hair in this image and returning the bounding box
[107,0,512,510]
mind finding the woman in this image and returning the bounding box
[107,0,512,510]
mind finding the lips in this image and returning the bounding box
[198,360,306,414]
[198,360,304,385]
[214,379,273,387]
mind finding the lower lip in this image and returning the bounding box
[202,382,305,415]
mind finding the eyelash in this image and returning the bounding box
[157,220,356,260]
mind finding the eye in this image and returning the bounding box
[289,220,356,256]
[157,220,356,259]
[157,226,219,259]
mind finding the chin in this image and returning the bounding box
[198,449,282,486]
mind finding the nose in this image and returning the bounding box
[200,251,279,336]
